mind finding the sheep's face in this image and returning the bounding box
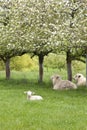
[27,91,33,96]
[51,75,61,85]
[25,91,35,96]
[74,73,84,82]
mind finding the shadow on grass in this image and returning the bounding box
[0,78,52,90]
[0,77,87,99]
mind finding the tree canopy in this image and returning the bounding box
[0,0,87,81]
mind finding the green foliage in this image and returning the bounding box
[0,61,4,70]
[0,54,38,71]
[0,53,85,74]
[72,60,86,75]
[0,0,87,66]
[58,0,87,54]
[44,53,66,70]
[0,0,86,81]
[44,53,86,74]
[10,54,38,71]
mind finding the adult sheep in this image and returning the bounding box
[74,73,86,86]
[51,74,77,90]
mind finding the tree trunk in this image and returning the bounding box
[5,58,10,80]
[86,54,87,87]
[66,51,72,81]
[38,55,44,83]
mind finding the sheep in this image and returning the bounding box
[73,73,86,86]
[51,74,77,90]
[24,91,43,100]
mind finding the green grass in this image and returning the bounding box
[0,70,87,130]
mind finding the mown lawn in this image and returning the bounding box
[0,71,87,130]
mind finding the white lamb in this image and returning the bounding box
[74,73,86,86]
[24,91,43,100]
[51,74,77,90]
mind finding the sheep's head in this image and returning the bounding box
[24,91,35,96]
[73,73,84,82]
[51,75,61,85]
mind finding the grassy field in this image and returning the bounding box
[0,70,87,130]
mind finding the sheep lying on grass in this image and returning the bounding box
[51,74,77,90]
[74,73,86,86]
[24,91,43,100]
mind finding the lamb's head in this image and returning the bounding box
[51,74,61,85]
[74,73,85,82]
[24,91,35,96]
